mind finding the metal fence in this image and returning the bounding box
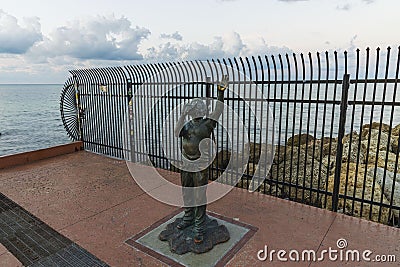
[60,47,400,227]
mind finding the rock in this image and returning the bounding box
[303,139,337,162]
[324,163,390,224]
[392,136,399,154]
[270,149,327,206]
[237,178,277,195]
[362,122,391,135]
[322,139,338,158]
[367,167,400,221]
[321,136,337,143]
[159,216,230,255]
[302,140,322,161]
[287,134,314,147]
[392,124,400,136]
[366,151,400,173]
[273,145,289,164]
[246,163,257,176]
[240,162,272,190]
[229,151,248,169]
[321,155,336,175]
[245,142,261,164]
[213,150,231,170]
[244,142,273,164]
[361,129,392,152]
[343,131,359,144]
[342,133,367,163]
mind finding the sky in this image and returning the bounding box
[0,0,399,83]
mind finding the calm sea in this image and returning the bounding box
[0,84,71,156]
[1,83,399,158]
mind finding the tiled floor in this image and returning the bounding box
[0,192,109,266]
[1,150,399,266]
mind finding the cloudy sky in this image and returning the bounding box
[0,0,398,83]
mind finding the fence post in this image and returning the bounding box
[206,77,212,181]
[127,78,135,162]
[73,74,84,144]
[332,74,351,212]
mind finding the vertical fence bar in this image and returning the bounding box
[73,74,84,144]
[206,76,212,181]
[127,78,135,162]
[332,73,351,212]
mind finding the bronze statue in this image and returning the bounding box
[174,75,228,244]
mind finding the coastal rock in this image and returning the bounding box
[392,124,400,136]
[322,140,338,158]
[367,167,400,221]
[342,133,367,163]
[244,142,274,165]
[213,150,231,170]
[270,149,327,206]
[342,131,359,144]
[240,163,272,191]
[361,129,391,152]
[366,151,400,173]
[245,142,261,164]
[237,178,276,194]
[287,134,314,147]
[302,140,322,161]
[324,163,390,224]
[392,136,399,154]
[303,139,338,162]
[273,145,289,164]
[361,122,391,135]
[321,155,336,175]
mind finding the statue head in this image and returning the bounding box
[185,98,207,119]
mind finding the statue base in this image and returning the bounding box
[159,216,230,255]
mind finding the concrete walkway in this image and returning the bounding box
[0,147,399,266]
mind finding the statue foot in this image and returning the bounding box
[194,233,204,244]
[176,220,194,230]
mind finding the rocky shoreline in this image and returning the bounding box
[212,122,400,225]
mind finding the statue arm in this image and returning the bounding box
[209,75,228,121]
[209,89,225,121]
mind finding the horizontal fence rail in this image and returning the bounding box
[60,47,400,227]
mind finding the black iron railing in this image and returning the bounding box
[60,47,400,227]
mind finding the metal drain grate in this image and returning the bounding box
[0,193,109,266]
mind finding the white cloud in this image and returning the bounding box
[144,32,292,62]
[0,10,42,54]
[28,15,150,61]
[145,32,244,61]
[160,31,183,41]
[336,4,351,11]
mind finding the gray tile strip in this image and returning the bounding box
[0,192,109,267]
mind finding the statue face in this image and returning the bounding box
[186,99,206,119]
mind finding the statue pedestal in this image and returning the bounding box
[159,216,230,254]
[126,210,257,267]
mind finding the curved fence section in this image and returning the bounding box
[68,67,130,159]
[60,77,80,141]
[60,47,400,227]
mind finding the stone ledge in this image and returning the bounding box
[0,141,83,169]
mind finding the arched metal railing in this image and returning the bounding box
[60,47,400,227]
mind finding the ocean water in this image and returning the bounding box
[2,83,399,158]
[0,84,71,156]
